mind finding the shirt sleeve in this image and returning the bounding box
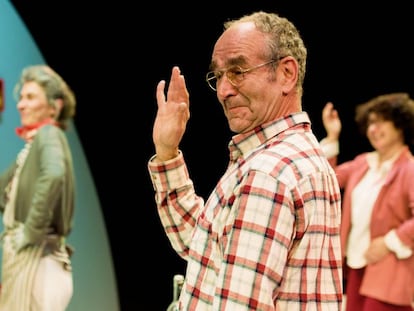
[148,151,202,259]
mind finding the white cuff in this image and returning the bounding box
[319,138,339,158]
[384,229,413,259]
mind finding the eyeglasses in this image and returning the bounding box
[206,59,280,91]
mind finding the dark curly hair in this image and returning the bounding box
[355,93,414,147]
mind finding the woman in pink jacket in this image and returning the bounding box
[321,93,414,311]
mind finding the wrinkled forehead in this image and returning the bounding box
[211,22,267,69]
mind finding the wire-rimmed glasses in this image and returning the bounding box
[206,59,279,91]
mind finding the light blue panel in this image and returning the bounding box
[0,2,120,310]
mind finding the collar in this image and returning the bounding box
[228,111,311,162]
[15,118,59,142]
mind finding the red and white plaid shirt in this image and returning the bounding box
[149,112,343,310]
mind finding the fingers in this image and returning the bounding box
[156,80,166,107]
[156,67,190,111]
[168,67,189,105]
[323,102,333,113]
[166,67,181,91]
[322,102,333,118]
[156,67,182,108]
[323,102,338,118]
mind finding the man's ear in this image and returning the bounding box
[278,56,298,95]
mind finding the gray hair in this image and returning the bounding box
[14,65,76,130]
[224,11,307,96]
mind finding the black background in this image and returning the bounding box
[8,2,414,310]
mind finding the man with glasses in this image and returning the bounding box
[148,11,343,310]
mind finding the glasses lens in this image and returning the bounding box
[206,72,217,91]
[226,66,244,86]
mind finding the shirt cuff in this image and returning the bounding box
[384,229,413,259]
[148,151,190,191]
[319,138,339,158]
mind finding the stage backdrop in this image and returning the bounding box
[0,2,120,310]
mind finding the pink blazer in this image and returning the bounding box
[330,147,414,305]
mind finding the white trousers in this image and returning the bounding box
[32,255,73,311]
[0,234,73,311]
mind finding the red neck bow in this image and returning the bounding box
[15,118,59,141]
